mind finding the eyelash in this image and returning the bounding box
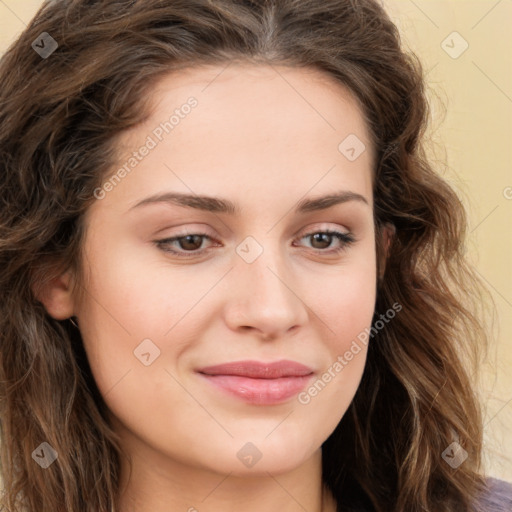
[154,229,356,259]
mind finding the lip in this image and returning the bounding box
[196,360,314,405]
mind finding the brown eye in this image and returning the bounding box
[309,233,335,249]
[155,232,216,258]
[296,230,356,254]
[176,234,204,251]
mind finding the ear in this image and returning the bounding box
[32,269,76,320]
[377,222,395,281]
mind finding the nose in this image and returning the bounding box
[223,243,309,341]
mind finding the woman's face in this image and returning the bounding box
[71,63,377,476]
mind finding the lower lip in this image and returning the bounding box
[198,374,313,405]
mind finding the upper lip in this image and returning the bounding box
[197,360,314,379]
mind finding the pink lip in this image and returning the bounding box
[196,360,314,405]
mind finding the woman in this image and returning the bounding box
[0,1,510,511]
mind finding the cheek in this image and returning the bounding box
[313,241,377,348]
[76,242,229,405]
[304,240,376,393]
[331,272,376,345]
[74,248,163,391]
[79,233,193,333]
[296,269,376,435]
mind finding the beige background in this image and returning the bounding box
[1,0,510,482]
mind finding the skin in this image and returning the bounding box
[39,63,391,512]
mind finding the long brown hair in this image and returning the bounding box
[0,1,493,510]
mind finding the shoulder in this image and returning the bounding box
[475,477,512,511]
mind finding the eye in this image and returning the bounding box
[155,232,217,258]
[294,230,356,255]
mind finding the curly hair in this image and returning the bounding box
[0,0,493,511]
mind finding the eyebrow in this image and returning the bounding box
[128,190,369,214]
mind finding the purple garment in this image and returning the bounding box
[476,478,512,511]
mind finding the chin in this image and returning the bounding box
[189,432,319,477]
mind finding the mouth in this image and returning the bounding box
[196,360,314,405]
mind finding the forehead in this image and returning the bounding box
[145,62,372,151]
[94,63,374,215]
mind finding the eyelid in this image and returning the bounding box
[155,222,351,243]
[295,222,351,238]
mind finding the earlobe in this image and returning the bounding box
[32,270,76,320]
